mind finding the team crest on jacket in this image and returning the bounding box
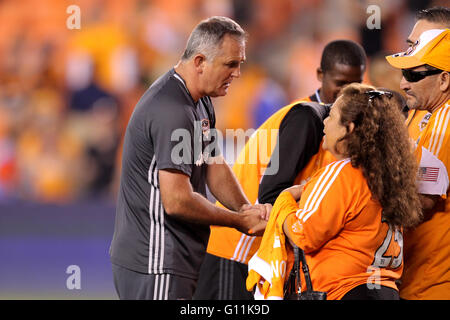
[194,119,212,166]
[201,119,210,140]
[419,113,431,131]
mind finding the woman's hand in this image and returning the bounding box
[282,184,303,201]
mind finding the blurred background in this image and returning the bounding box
[0,0,447,299]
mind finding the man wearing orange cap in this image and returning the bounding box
[404,7,450,143]
[386,28,450,299]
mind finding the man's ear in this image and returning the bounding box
[317,67,324,83]
[439,71,450,92]
[193,54,206,73]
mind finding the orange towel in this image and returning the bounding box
[246,192,297,299]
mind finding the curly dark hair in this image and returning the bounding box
[337,83,422,228]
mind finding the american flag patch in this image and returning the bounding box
[417,167,439,182]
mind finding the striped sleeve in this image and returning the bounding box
[288,159,354,253]
[426,103,450,159]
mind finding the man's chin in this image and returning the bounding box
[211,89,228,98]
[406,96,419,110]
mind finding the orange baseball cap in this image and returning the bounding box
[386,29,450,72]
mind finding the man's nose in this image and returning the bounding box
[232,66,241,78]
[400,76,410,91]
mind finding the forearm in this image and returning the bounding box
[170,189,269,235]
[159,168,266,235]
[206,158,249,211]
[167,188,239,227]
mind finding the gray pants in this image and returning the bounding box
[112,263,197,300]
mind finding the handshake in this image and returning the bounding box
[237,203,272,237]
[234,184,304,237]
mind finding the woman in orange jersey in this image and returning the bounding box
[280,83,422,299]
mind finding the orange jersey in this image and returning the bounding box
[285,159,403,300]
[405,109,432,143]
[207,96,334,264]
[400,100,450,300]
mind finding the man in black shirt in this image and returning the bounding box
[110,16,268,300]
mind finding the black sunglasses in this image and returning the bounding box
[401,68,442,83]
[365,90,393,101]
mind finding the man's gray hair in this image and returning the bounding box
[181,16,247,61]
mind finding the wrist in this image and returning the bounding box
[237,202,251,213]
[232,210,249,233]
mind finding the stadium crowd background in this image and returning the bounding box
[2,0,447,204]
[0,0,447,299]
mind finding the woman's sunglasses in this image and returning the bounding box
[401,68,442,83]
[365,90,393,100]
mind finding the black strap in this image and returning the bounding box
[286,245,314,293]
[298,246,313,291]
[301,102,331,122]
[293,246,301,293]
[284,245,327,300]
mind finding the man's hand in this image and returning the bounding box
[247,219,267,237]
[239,203,272,221]
[236,206,268,236]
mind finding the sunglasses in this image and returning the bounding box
[365,90,393,100]
[401,68,442,83]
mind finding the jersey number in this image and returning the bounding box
[372,223,403,269]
